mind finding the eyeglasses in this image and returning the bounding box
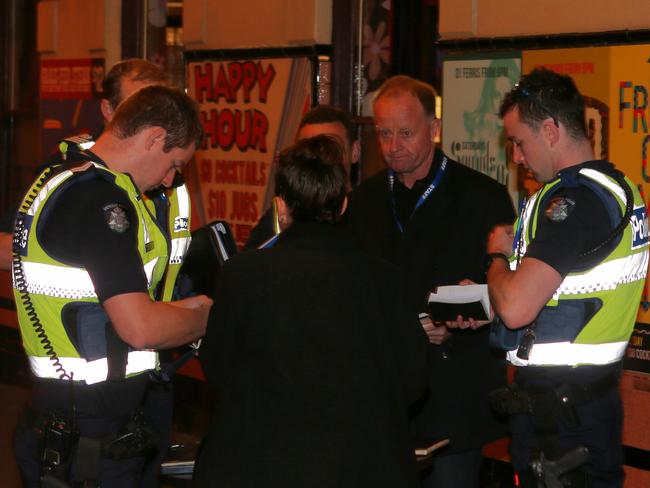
[513,83,559,128]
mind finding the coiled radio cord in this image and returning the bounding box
[12,167,72,381]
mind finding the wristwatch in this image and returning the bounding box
[484,252,510,272]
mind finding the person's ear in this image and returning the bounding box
[100,99,115,123]
[430,118,441,142]
[350,140,361,164]
[542,119,560,147]
[340,195,348,216]
[144,127,167,151]
[274,196,293,231]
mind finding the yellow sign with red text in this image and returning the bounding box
[186,58,312,247]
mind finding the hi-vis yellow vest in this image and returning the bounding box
[508,167,649,367]
[59,138,192,301]
[13,162,188,384]
[145,183,192,301]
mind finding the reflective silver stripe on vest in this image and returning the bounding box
[27,163,99,217]
[142,258,158,288]
[553,251,649,299]
[28,350,157,385]
[579,169,627,202]
[18,258,161,298]
[27,171,75,217]
[79,140,95,150]
[176,184,190,218]
[507,340,628,366]
[168,184,190,265]
[18,262,96,298]
[169,237,191,265]
[142,214,151,247]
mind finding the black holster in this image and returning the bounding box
[102,409,155,460]
[490,372,619,487]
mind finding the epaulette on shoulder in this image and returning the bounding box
[58,133,96,162]
[61,133,95,149]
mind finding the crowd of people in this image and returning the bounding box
[3,58,646,488]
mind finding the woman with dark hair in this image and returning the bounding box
[194,135,428,487]
[273,133,349,229]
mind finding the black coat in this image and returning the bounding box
[346,149,515,454]
[195,221,429,488]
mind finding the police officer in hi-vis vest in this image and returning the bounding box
[12,85,212,487]
[486,68,649,487]
[6,59,197,488]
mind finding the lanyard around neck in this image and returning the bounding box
[388,156,448,233]
[512,196,527,263]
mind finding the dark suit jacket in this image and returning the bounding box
[195,221,429,488]
[346,149,515,454]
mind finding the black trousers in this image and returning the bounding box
[140,380,174,488]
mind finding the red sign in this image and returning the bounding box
[187,57,312,247]
[40,58,105,100]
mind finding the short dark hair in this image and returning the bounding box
[102,59,169,109]
[275,135,347,224]
[499,67,587,140]
[374,75,438,117]
[299,105,355,145]
[107,85,203,151]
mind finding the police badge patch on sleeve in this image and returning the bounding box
[544,197,576,222]
[103,203,131,233]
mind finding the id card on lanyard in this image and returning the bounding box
[388,157,448,233]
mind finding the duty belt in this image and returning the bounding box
[489,371,619,420]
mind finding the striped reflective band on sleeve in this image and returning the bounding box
[169,237,190,265]
[507,340,629,367]
[29,350,157,385]
[552,251,649,299]
[18,257,161,297]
